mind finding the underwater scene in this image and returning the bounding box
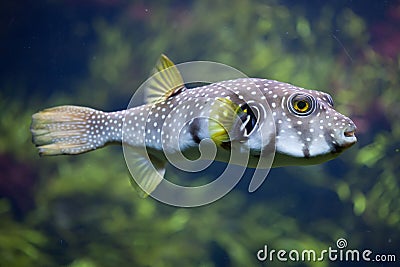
[1,0,399,266]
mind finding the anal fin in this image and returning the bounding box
[125,147,166,197]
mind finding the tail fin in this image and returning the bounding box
[31,105,107,156]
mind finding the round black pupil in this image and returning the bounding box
[297,100,307,110]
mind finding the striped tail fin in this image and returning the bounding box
[31,105,110,156]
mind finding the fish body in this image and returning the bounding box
[31,55,356,195]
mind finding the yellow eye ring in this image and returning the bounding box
[293,100,310,113]
[288,93,315,116]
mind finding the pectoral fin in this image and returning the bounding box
[208,97,252,146]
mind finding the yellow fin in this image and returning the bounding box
[208,98,243,146]
[145,54,185,104]
[125,147,166,197]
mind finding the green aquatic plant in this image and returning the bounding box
[0,199,49,266]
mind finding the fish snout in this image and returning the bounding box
[341,123,357,147]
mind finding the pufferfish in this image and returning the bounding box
[31,54,357,195]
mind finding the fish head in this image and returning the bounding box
[264,82,357,166]
[208,79,356,166]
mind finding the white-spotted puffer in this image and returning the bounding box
[31,55,357,195]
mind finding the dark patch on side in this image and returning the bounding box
[220,141,231,150]
[332,143,344,154]
[185,82,212,89]
[324,131,343,154]
[302,146,310,158]
[168,86,186,98]
[292,120,315,157]
[189,118,201,144]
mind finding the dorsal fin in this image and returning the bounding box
[145,54,185,104]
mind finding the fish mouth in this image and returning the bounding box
[341,125,357,148]
[344,130,355,137]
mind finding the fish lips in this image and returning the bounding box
[332,125,357,154]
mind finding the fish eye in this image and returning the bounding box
[288,93,315,116]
